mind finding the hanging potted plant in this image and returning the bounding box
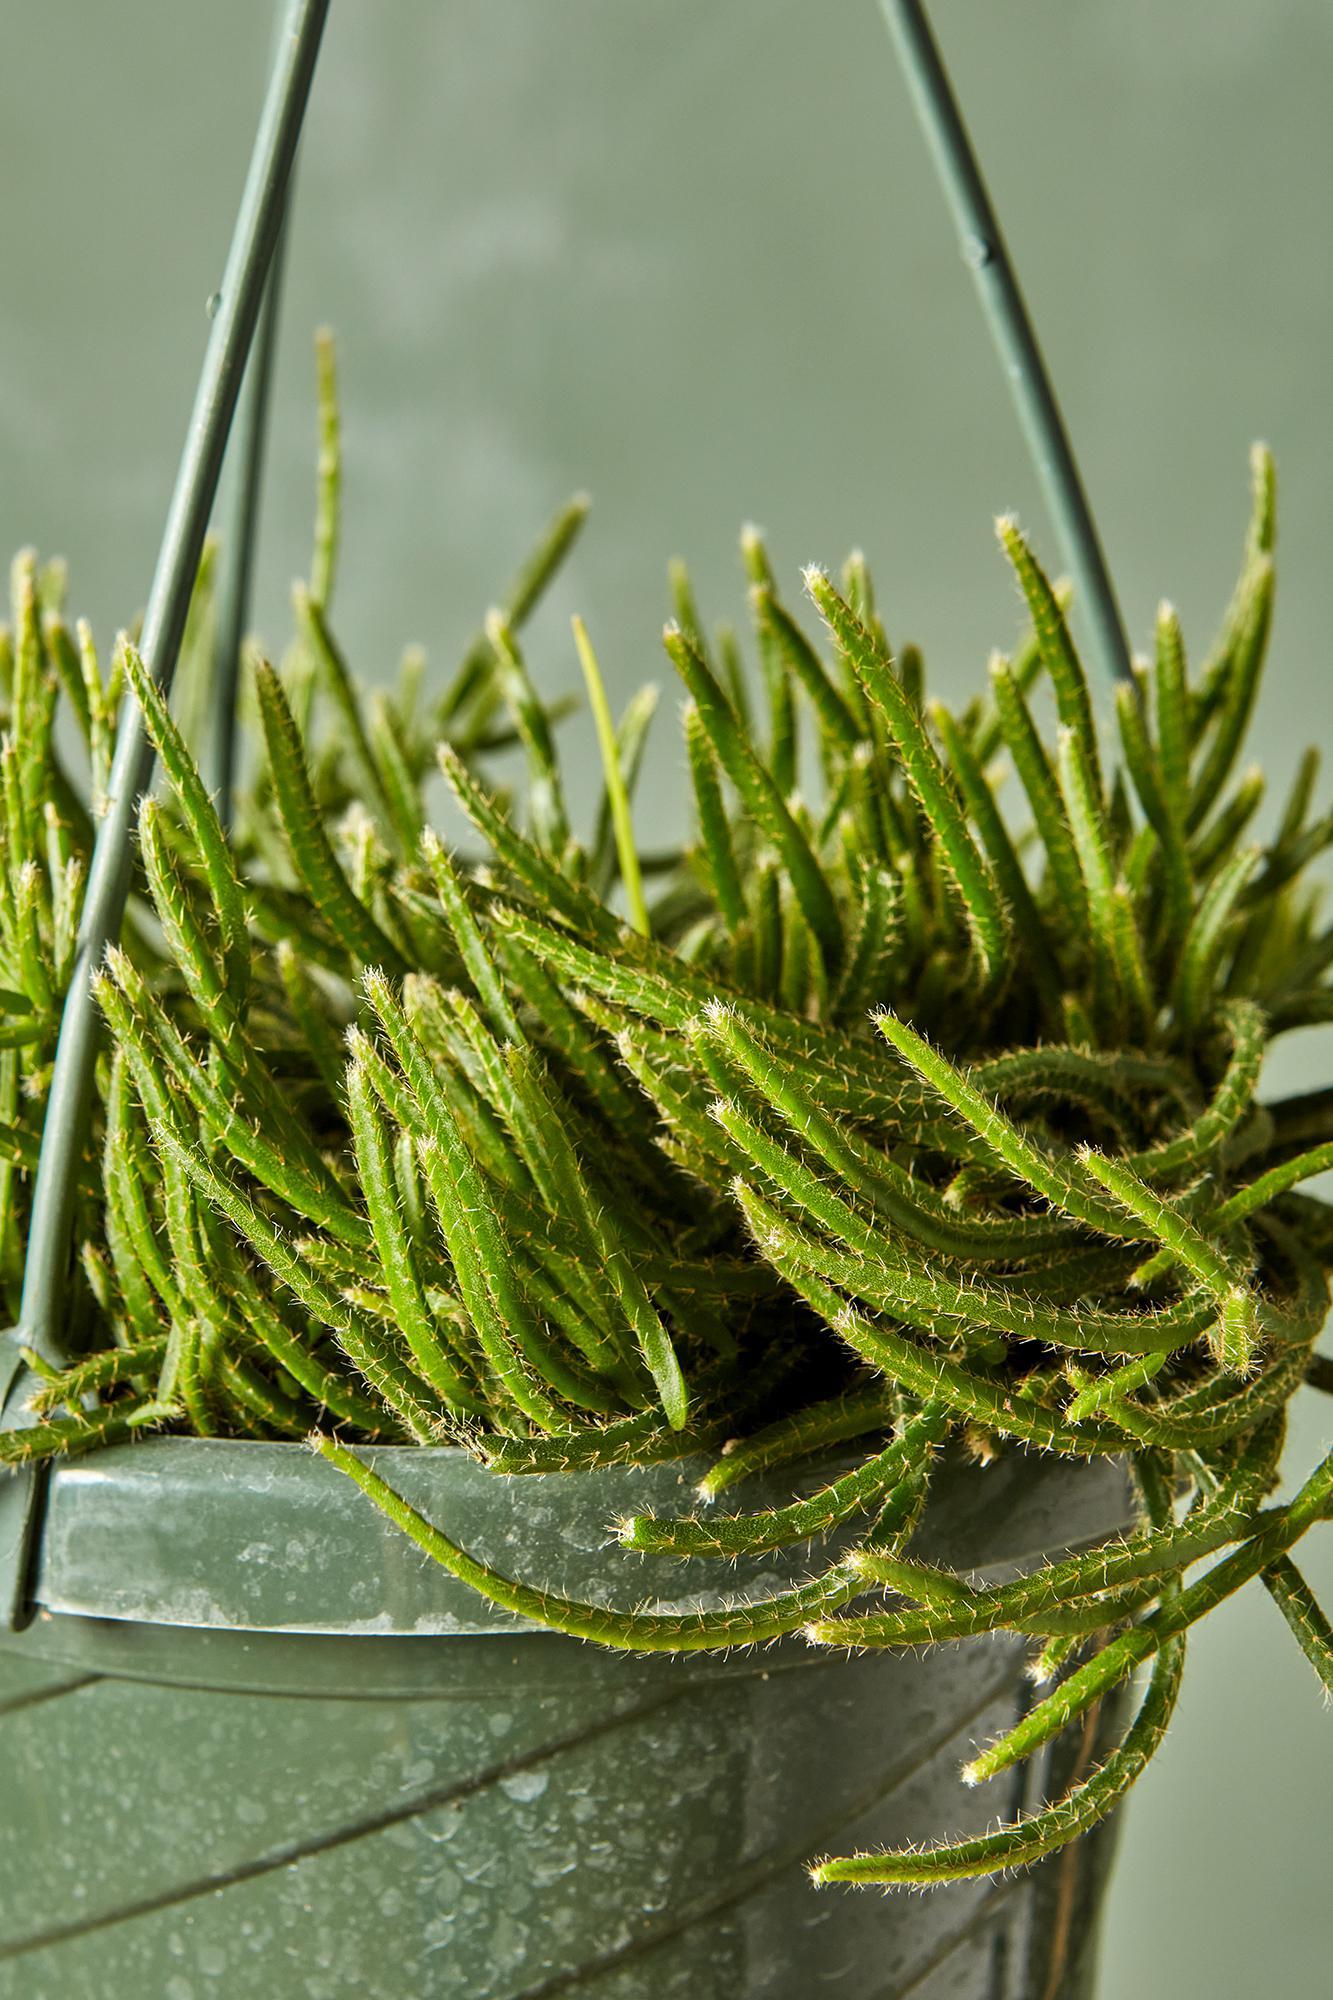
[0,3,1328,1997]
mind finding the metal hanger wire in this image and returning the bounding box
[0,0,330,1631]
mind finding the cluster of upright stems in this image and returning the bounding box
[1,352,1329,1882]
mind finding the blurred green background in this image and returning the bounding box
[1,3,1329,1991]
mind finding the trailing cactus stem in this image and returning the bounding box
[0,394,1326,1893]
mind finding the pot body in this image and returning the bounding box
[0,1439,1133,2000]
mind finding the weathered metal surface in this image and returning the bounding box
[0,1439,1133,1998]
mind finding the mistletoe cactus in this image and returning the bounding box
[0,352,1330,1889]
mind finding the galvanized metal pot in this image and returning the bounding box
[0,1438,1132,1999]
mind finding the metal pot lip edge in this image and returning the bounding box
[7,1431,1137,1649]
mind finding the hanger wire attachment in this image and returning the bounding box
[0,0,331,1634]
